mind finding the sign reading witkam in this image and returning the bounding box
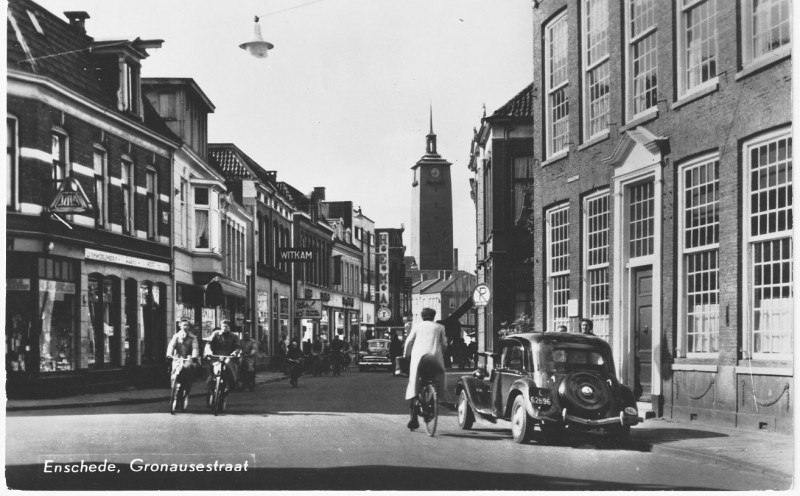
[278,248,315,263]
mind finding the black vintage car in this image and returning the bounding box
[455,332,641,444]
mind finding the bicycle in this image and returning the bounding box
[168,356,195,415]
[414,377,439,436]
[205,354,237,416]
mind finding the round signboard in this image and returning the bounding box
[471,283,491,308]
[377,307,392,322]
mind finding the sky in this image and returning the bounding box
[34,0,534,272]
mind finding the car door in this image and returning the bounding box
[491,339,526,418]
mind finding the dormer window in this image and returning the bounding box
[119,59,141,116]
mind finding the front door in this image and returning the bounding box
[633,268,652,400]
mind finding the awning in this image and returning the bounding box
[442,296,474,340]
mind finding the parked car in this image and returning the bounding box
[455,332,642,444]
[358,339,392,372]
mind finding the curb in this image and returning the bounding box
[647,443,794,482]
[6,374,290,412]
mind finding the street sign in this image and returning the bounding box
[278,248,315,263]
[472,283,491,308]
[377,307,392,322]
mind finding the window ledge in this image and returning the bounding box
[578,130,610,151]
[734,366,793,376]
[671,363,718,372]
[674,81,719,110]
[736,49,791,81]
[621,108,659,132]
[541,152,568,168]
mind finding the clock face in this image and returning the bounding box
[378,308,392,321]
[430,167,441,179]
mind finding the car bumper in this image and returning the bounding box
[358,361,392,368]
[564,411,642,427]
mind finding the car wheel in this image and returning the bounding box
[457,390,475,430]
[511,395,534,444]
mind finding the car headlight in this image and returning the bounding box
[624,406,638,416]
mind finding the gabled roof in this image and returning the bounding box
[412,278,440,295]
[488,82,534,120]
[422,278,456,295]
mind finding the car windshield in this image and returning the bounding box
[367,340,388,351]
[540,345,610,374]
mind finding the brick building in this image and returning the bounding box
[530,0,792,431]
[7,0,178,395]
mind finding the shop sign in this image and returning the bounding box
[278,248,315,263]
[295,299,322,319]
[378,232,390,308]
[49,176,92,214]
[39,279,76,301]
[7,278,31,291]
[342,296,355,307]
[85,248,169,273]
[320,292,331,302]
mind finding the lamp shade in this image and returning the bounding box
[240,17,274,58]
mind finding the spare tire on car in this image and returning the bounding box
[557,371,612,417]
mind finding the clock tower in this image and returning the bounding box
[410,107,454,270]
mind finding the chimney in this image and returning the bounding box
[64,11,89,33]
[312,187,326,201]
[453,248,459,271]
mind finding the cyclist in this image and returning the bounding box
[238,330,257,389]
[403,307,447,431]
[330,334,344,374]
[204,319,242,393]
[167,318,200,396]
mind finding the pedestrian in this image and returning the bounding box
[403,308,447,430]
[579,318,594,335]
[389,331,403,369]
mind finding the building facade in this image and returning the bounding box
[531,0,792,431]
[7,1,177,395]
[469,84,535,355]
[374,227,408,340]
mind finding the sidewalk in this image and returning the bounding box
[6,370,794,483]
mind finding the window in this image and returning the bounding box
[502,344,525,371]
[583,0,610,139]
[744,131,792,358]
[120,159,133,234]
[513,157,534,224]
[120,60,141,115]
[179,178,188,248]
[629,181,655,258]
[145,170,157,239]
[514,291,533,318]
[678,0,718,97]
[93,147,107,228]
[194,187,210,249]
[7,116,18,210]
[626,0,658,117]
[742,0,792,65]
[545,12,569,157]
[547,205,570,331]
[51,130,68,185]
[584,192,610,340]
[680,157,720,355]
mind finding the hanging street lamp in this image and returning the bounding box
[239,16,274,58]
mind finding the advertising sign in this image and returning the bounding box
[201,308,216,338]
[295,299,322,319]
[257,291,269,324]
[278,248,315,263]
[378,232,390,308]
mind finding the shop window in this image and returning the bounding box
[124,278,138,367]
[139,281,165,364]
[38,259,77,372]
[88,274,121,368]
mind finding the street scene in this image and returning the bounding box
[4,0,795,491]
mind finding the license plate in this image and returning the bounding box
[531,392,552,406]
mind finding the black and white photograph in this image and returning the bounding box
[3,0,795,491]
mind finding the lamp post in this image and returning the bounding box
[239,17,274,58]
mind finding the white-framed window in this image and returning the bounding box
[741,0,792,66]
[547,204,570,331]
[743,130,792,359]
[679,155,720,356]
[119,59,141,115]
[626,0,658,118]
[93,146,107,228]
[583,191,610,341]
[145,169,157,239]
[677,0,718,97]
[120,158,133,234]
[7,116,18,210]
[51,129,68,184]
[629,181,655,259]
[194,187,210,249]
[582,0,610,140]
[179,178,188,248]
[545,12,570,157]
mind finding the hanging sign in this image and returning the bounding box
[49,177,92,214]
[378,232,390,308]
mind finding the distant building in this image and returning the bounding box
[531,0,792,431]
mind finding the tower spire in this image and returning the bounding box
[426,103,437,155]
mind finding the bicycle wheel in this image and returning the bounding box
[213,376,222,416]
[170,382,179,415]
[422,384,438,437]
